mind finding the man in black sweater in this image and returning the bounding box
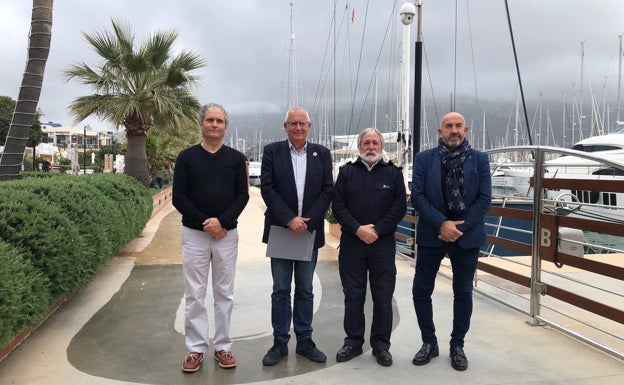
[173,103,249,373]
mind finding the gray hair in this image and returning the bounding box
[283,107,310,123]
[358,127,384,149]
[198,103,229,126]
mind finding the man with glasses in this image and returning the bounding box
[260,107,334,366]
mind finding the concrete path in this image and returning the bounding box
[1,188,623,385]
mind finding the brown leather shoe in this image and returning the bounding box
[181,352,203,372]
[214,350,237,368]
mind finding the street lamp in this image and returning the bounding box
[399,0,422,159]
[83,124,89,175]
[400,0,422,259]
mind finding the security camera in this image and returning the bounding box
[400,2,416,25]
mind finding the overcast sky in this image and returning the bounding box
[1,0,624,142]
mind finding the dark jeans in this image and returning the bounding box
[270,249,318,343]
[412,243,479,348]
[339,236,396,350]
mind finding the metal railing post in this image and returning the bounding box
[528,148,545,325]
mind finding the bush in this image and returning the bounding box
[85,174,153,250]
[0,188,89,297]
[0,173,153,352]
[325,202,338,224]
[0,242,51,349]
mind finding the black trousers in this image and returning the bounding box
[338,235,397,350]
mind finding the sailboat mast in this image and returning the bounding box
[579,41,585,139]
[288,2,298,109]
[482,111,486,150]
[400,12,411,164]
[373,68,378,129]
[617,34,622,126]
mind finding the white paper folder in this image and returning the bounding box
[266,225,316,261]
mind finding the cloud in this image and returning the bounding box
[1,0,623,147]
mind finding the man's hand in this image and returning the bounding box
[438,220,464,242]
[288,216,310,233]
[202,218,228,240]
[356,224,378,244]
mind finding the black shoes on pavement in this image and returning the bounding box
[336,345,363,362]
[265,339,466,370]
[262,340,288,366]
[449,346,468,371]
[372,349,393,367]
[412,343,439,365]
[336,345,391,367]
[412,343,468,371]
[295,339,327,363]
[263,339,327,365]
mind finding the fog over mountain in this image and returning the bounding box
[2,0,623,154]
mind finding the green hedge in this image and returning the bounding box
[0,173,152,351]
[0,242,51,349]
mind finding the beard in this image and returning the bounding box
[360,151,382,164]
[442,136,463,150]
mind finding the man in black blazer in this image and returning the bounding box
[260,107,334,366]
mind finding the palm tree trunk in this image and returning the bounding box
[125,133,150,187]
[0,0,53,181]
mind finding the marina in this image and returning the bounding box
[0,188,622,385]
[2,2,624,383]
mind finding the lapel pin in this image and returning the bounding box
[313,152,318,157]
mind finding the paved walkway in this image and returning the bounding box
[1,188,623,385]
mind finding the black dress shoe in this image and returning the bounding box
[412,343,439,365]
[450,346,468,371]
[372,349,393,367]
[336,345,363,362]
[262,341,288,366]
[296,339,327,363]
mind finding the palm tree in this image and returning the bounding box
[0,0,53,181]
[64,19,205,186]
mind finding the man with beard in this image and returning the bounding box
[410,112,491,371]
[332,127,407,367]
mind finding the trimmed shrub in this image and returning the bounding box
[84,174,153,252]
[0,173,153,352]
[0,242,51,349]
[0,188,89,298]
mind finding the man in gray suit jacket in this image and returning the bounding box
[260,107,334,366]
[410,112,492,371]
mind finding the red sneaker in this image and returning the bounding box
[214,350,237,368]
[181,352,203,372]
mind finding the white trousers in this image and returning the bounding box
[182,226,238,353]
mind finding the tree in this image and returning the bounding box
[0,96,16,145]
[64,19,205,187]
[0,1,53,181]
[27,115,43,147]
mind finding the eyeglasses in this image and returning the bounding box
[286,121,310,128]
